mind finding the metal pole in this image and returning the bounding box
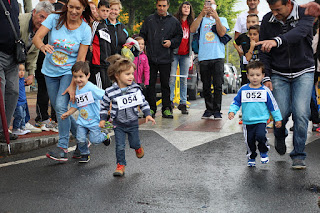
[0,78,11,154]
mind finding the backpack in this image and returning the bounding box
[191,20,203,54]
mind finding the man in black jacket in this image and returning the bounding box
[258,0,315,169]
[139,0,183,119]
[0,0,20,141]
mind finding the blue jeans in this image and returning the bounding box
[169,54,190,104]
[77,125,107,155]
[45,74,77,149]
[271,72,314,160]
[13,103,27,129]
[114,125,141,165]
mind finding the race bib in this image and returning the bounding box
[241,90,267,102]
[99,30,111,43]
[117,91,143,110]
[76,91,95,107]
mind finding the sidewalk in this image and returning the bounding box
[0,91,59,156]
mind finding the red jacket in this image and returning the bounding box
[133,52,150,85]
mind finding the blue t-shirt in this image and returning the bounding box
[198,17,229,62]
[41,14,92,77]
[17,78,27,107]
[70,81,105,128]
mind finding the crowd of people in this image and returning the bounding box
[0,0,320,175]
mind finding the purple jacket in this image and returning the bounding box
[133,51,150,85]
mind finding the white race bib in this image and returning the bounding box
[99,30,111,43]
[117,91,143,110]
[241,90,267,102]
[76,91,95,107]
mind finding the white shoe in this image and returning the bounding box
[25,122,42,133]
[12,129,29,135]
[41,119,58,132]
[21,128,31,134]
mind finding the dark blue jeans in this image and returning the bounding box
[13,103,27,130]
[114,125,141,166]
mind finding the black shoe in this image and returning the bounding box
[213,112,222,120]
[178,104,189,114]
[292,158,306,169]
[274,137,286,155]
[103,134,111,146]
[201,111,213,119]
[79,155,90,163]
[0,132,18,143]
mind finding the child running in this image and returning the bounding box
[60,61,111,163]
[100,54,156,177]
[228,61,282,167]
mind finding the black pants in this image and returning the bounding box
[89,66,111,90]
[243,123,269,159]
[147,62,171,113]
[35,70,56,122]
[199,58,224,113]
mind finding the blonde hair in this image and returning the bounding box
[109,0,122,10]
[107,54,136,82]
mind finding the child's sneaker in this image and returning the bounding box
[25,122,42,133]
[46,147,68,162]
[79,155,90,163]
[247,159,256,167]
[12,128,29,135]
[260,152,269,164]
[113,163,125,176]
[135,146,144,158]
[103,134,111,146]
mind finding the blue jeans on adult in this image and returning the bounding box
[13,103,27,129]
[169,54,190,104]
[45,74,77,149]
[271,72,314,160]
[114,125,141,166]
[77,125,108,155]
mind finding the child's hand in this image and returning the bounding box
[228,112,235,120]
[61,113,69,120]
[250,39,256,48]
[145,115,156,125]
[99,120,106,128]
[275,121,282,128]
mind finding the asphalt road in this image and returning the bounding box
[1,94,320,212]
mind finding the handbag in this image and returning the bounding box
[191,20,203,54]
[0,0,26,63]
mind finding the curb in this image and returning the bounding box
[0,135,59,156]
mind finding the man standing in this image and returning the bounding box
[190,0,229,119]
[139,0,183,119]
[0,0,20,141]
[258,0,314,169]
[19,1,54,133]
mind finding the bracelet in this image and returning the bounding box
[39,44,45,51]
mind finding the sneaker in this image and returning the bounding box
[274,137,286,155]
[260,152,269,164]
[12,129,29,135]
[41,119,58,132]
[79,155,90,163]
[25,122,42,133]
[247,159,256,167]
[72,146,81,159]
[20,128,31,134]
[162,108,173,119]
[178,104,189,114]
[201,111,213,119]
[135,146,144,158]
[292,159,306,169]
[46,147,68,162]
[213,112,222,120]
[113,163,125,176]
[103,134,111,146]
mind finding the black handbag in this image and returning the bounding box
[0,0,26,63]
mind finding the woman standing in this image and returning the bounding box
[106,0,128,55]
[170,1,194,114]
[33,0,94,161]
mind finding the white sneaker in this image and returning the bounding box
[41,119,59,132]
[25,122,42,133]
[21,128,31,134]
[12,129,29,135]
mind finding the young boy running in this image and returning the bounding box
[228,61,282,167]
[60,61,111,163]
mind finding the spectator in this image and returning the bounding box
[19,1,54,133]
[169,1,194,115]
[89,1,99,19]
[258,0,315,169]
[0,0,20,141]
[190,0,229,119]
[106,0,128,55]
[33,0,94,161]
[139,0,183,119]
